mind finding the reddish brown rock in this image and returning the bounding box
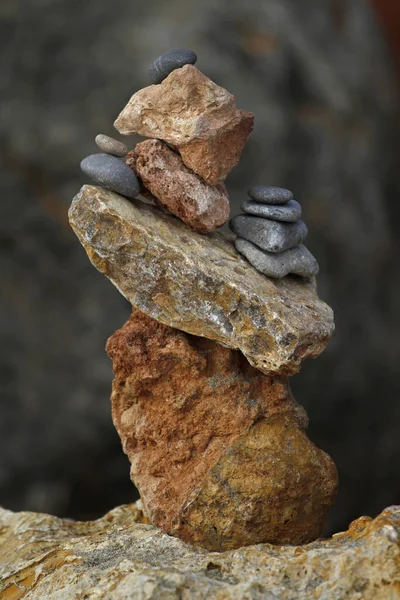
[126,139,230,232]
[178,110,254,186]
[106,310,338,551]
[114,65,254,184]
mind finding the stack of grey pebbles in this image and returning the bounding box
[230,186,319,279]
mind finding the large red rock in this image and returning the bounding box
[114,65,254,184]
[106,310,338,551]
[126,139,230,233]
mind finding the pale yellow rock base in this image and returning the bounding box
[0,504,399,600]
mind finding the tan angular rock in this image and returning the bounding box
[114,64,254,184]
[69,185,334,376]
[1,503,399,599]
[126,139,230,233]
[106,310,338,551]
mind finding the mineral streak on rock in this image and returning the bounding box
[114,64,254,184]
[126,139,230,233]
[68,185,335,376]
[106,310,338,551]
[1,504,399,599]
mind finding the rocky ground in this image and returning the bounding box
[1,0,400,537]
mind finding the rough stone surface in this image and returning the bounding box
[95,134,128,157]
[106,310,337,551]
[230,215,308,253]
[68,185,334,376]
[248,186,294,205]
[80,153,140,199]
[1,504,399,599]
[114,64,254,184]
[126,139,230,233]
[148,48,197,84]
[241,199,302,222]
[236,239,320,279]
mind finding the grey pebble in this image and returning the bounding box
[241,199,301,222]
[80,154,140,199]
[247,186,293,205]
[230,215,307,253]
[148,49,197,84]
[235,239,319,279]
[95,134,128,157]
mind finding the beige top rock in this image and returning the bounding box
[69,185,334,376]
[114,65,254,184]
[114,64,238,144]
[0,503,399,599]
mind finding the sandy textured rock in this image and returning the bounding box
[107,310,337,551]
[69,185,334,376]
[1,504,399,599]
[114,64,254,184]
[126,139,230,232]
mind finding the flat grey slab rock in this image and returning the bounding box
[148,49,197,84]
[95,134,128,157]
[69,185,334,376]
[80,153,140,199]
[241,199,301,222]
[230,215,308,253]
[235,238,319,279]
[248,186,293,205]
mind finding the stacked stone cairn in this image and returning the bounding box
[230,186,319,278]
[71,50,338,553]
[80,48,254,234]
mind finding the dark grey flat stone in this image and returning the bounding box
[230,215,307,253]
[148,49,197,84]
[247,186,293,205]
[95,134,128,157]
[80,154,140,199]
[241,199,301,222]
[235,238,319,279]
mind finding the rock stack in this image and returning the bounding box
[79,49,254,234]
[69,50,338,552]
[230,185,319,279]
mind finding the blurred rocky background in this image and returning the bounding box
[1,0,399,534]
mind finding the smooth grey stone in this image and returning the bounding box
[241,199,301,222]
[80,154,140,199]
[148,49,197,84]
[235,238,319,279]
[230,215,307,253]
[95,134,128,157]
[247,186,293,205]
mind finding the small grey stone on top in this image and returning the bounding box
[241,199,301,222]
[230,215,307,253]
[95,134,128,157]
[80,154,140,199]
[248,186,293,205]
[148,49,197,84]
[235,238,319,279]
